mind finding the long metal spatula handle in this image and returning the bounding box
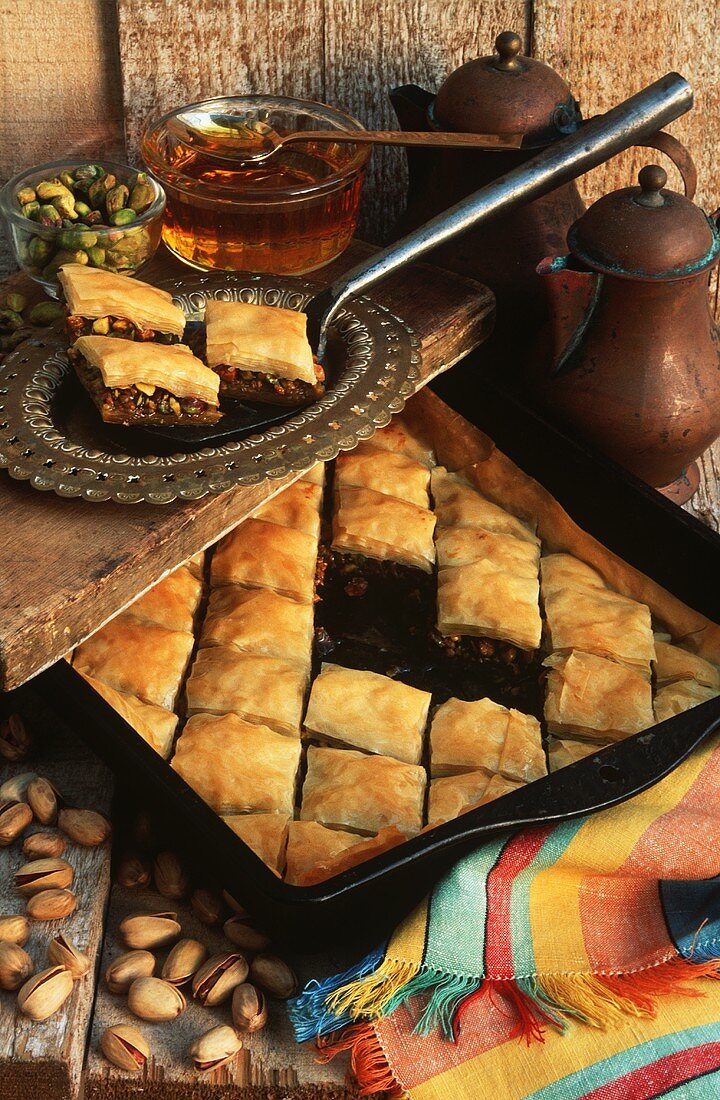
[307,72,693,356]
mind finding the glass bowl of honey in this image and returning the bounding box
[142,95,370,275]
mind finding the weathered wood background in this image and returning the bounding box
[2,0,719,245]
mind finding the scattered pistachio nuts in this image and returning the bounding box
[105,949,155,994]
[27,301,64,326]
[223,915,271,953]
[191,888,224,926]
[115,852,152,890]
[0,942,34,991]
[249,954,298,1000]
[23,832,66,860]
[58,807,111,846]
[0,801,33,846]
[27,777,61,825]
[0,772,37,804]
[162,938,208,986]
[189,1025,242,1074]
[17,965,73,1021]
[119,912,181,951]
[222,890,248,916]
[153,851,190,900]
[232,982,267,1034]
[191,951,249,1007]
[47,934,90,979]
[15,857,73,896]
[128,976,186,1022]
[0,914,30,946]
[0,714,31,761]
[100,1024,150,1073]
[26,887,77,921]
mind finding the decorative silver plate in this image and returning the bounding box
[0,273,421,504]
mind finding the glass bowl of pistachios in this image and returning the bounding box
[0,159,166,297]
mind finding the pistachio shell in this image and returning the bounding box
[0,942,33,990]
[153,851,190,900]
[0,801,33,846]
[17,965,73,1020]
[231,982,267,1033]
[190,888,224,926]
[26,778,60,824]
[0,714,31,762]
[161,939,208,986]
[191,951,249,1007]
[15,857,73,896]
[189,1025,242,1073]
[105,949,155,995]
[115,853,151,890]
[58,807,111,846]
[100,1024,149,1073]
[249,954,298,1000]
[223,915,271,952]
[22,832,66,860]
[128,976,186,1022]
[0,772,37,804]
[26,888,77,921]
[47,934,90,979]
[119,912,181,951]
[0,914,30,946]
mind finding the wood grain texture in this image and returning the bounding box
[85,887,360,1099]
[0,696,112,1100]
[0,0,125,183]
[117,0,326,164]
[0,241,494,692]
[324,0,531,242]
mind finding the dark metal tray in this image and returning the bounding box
[34,371,720,951]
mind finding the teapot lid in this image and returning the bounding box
[568,165,720,280]
[433,31,581,147]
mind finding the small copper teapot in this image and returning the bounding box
[528,163,720,501]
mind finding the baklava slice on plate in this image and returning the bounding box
[59,264,187,343]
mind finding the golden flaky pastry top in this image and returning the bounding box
[204,299,316,384]
[73,336,220,406]
[58,265,187,336]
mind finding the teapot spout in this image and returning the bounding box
[537,256,601,375]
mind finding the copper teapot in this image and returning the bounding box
[528,163,720,501]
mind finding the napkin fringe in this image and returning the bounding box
[317,1024,404,1098]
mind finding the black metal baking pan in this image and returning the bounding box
[34,376,720,951]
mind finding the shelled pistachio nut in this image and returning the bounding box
[104,1029,144,1075]
[4,293,26,314]
[153,851,190,900]
[27,301,65,327]
[105,184,129,216]
[231,982,267,1034]
[36,180,72,203]
[58,807,111,846]
[48,934,90,979]
[249,954,298,1000]
[0,772,37,804]
[191,888,224,926]
[115,852,152,890]
[0,942,34,991]
[223,915,271,953]
[105,949,155,994]
[162,939,208,986]
[26,777,61,825]
[0,915,30,946]
[191,952,249,1007]
[23,832,66,860]
[15,857,73,896]
[26,887,77,921]
[16,186,36,206]
[0,801,33,846]
[17,965,73,1020]
[119,912,181,951]
[109,209,137,227]
[128,976,186,1022]
[0,714,31,761]
[100,1024,149,1073]
[189,1025,242,1074]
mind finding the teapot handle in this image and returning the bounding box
[634,130,697,199]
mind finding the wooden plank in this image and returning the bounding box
[0,692,112,1100]
[117,0,326,163]
[0,0,125,184]
[532,0,720,215]
[324,0,531,242]
[0,241,494,691]
[85,885,360,1099]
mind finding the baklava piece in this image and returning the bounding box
[367,418,436,469]
[335,445,431,508]
[435,561,542,657]
[654,680,720,723]
[304,663,431,765]
[300,462,326,486]
[185,551,206,579]
[70,336,221,426]
[185,647,308,736]
[204,299,324,406]
[431,467,537,543]
[74,615,194,711]
[429,696,545,782]
[171,713,300,816]
[653,640,720,690]
[201,586,313,670]
[427,770,524,828]
[300,746,426,837]
[251,480,323,539]
[211,519,318,603]
[222,813,290,875]
[59,264,186,344]
[284,820,367,886]
[125,565,202,634]
[544,650,654,742]
[547,738,610,773]
[78,673,178,759]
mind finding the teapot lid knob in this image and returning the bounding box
[493,31,523,71]
[636,164,667,207]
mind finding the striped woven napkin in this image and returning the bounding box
[291,733,720,1098]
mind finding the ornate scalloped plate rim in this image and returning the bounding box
[0,273,422,504]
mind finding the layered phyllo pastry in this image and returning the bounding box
[204,299,324,406]
[222,814,290,876]
[59,264,186,343]
[335,444,432,508]
[653,639,720,690]
[125,565,202,634]
[547,737,610,773]
[284,820,367,886]
[211,519,318,603]
[543,651,654,742]
[654,679,720,723]
[429,696,545,782]
[184,647,308,736]
[201,586,314,671]
[77,672,178,759]
[70,336,221,426]
[427,770,524,828]
[251,480,323,539]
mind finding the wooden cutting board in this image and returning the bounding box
[0,242,493,692]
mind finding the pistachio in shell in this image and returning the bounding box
[0,801,33,846]
[231,982,267,1033]
[26,777,61,825]
[58,807,111,846]
[115,852,152,890]
[128,976,186,1022]
[100,1024,149,1073]
[47,933,90,979]
[105,949,155,994]
[0,772,37,804]
[23,831,66,860]
[17,965,73,1021]
[119,911,181,951]
[223,915,271,953]
[0,914,30,946]
[191,887,224,926]
[191,951,249,1007]
[15,857,73,896]
[189,1025,242,1074]
[0,714,31,762]
[26,887,77,921]
[161,939,208,987]
[0,942,34,991]
[153,851,190,900]
[249,953,298,1000]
